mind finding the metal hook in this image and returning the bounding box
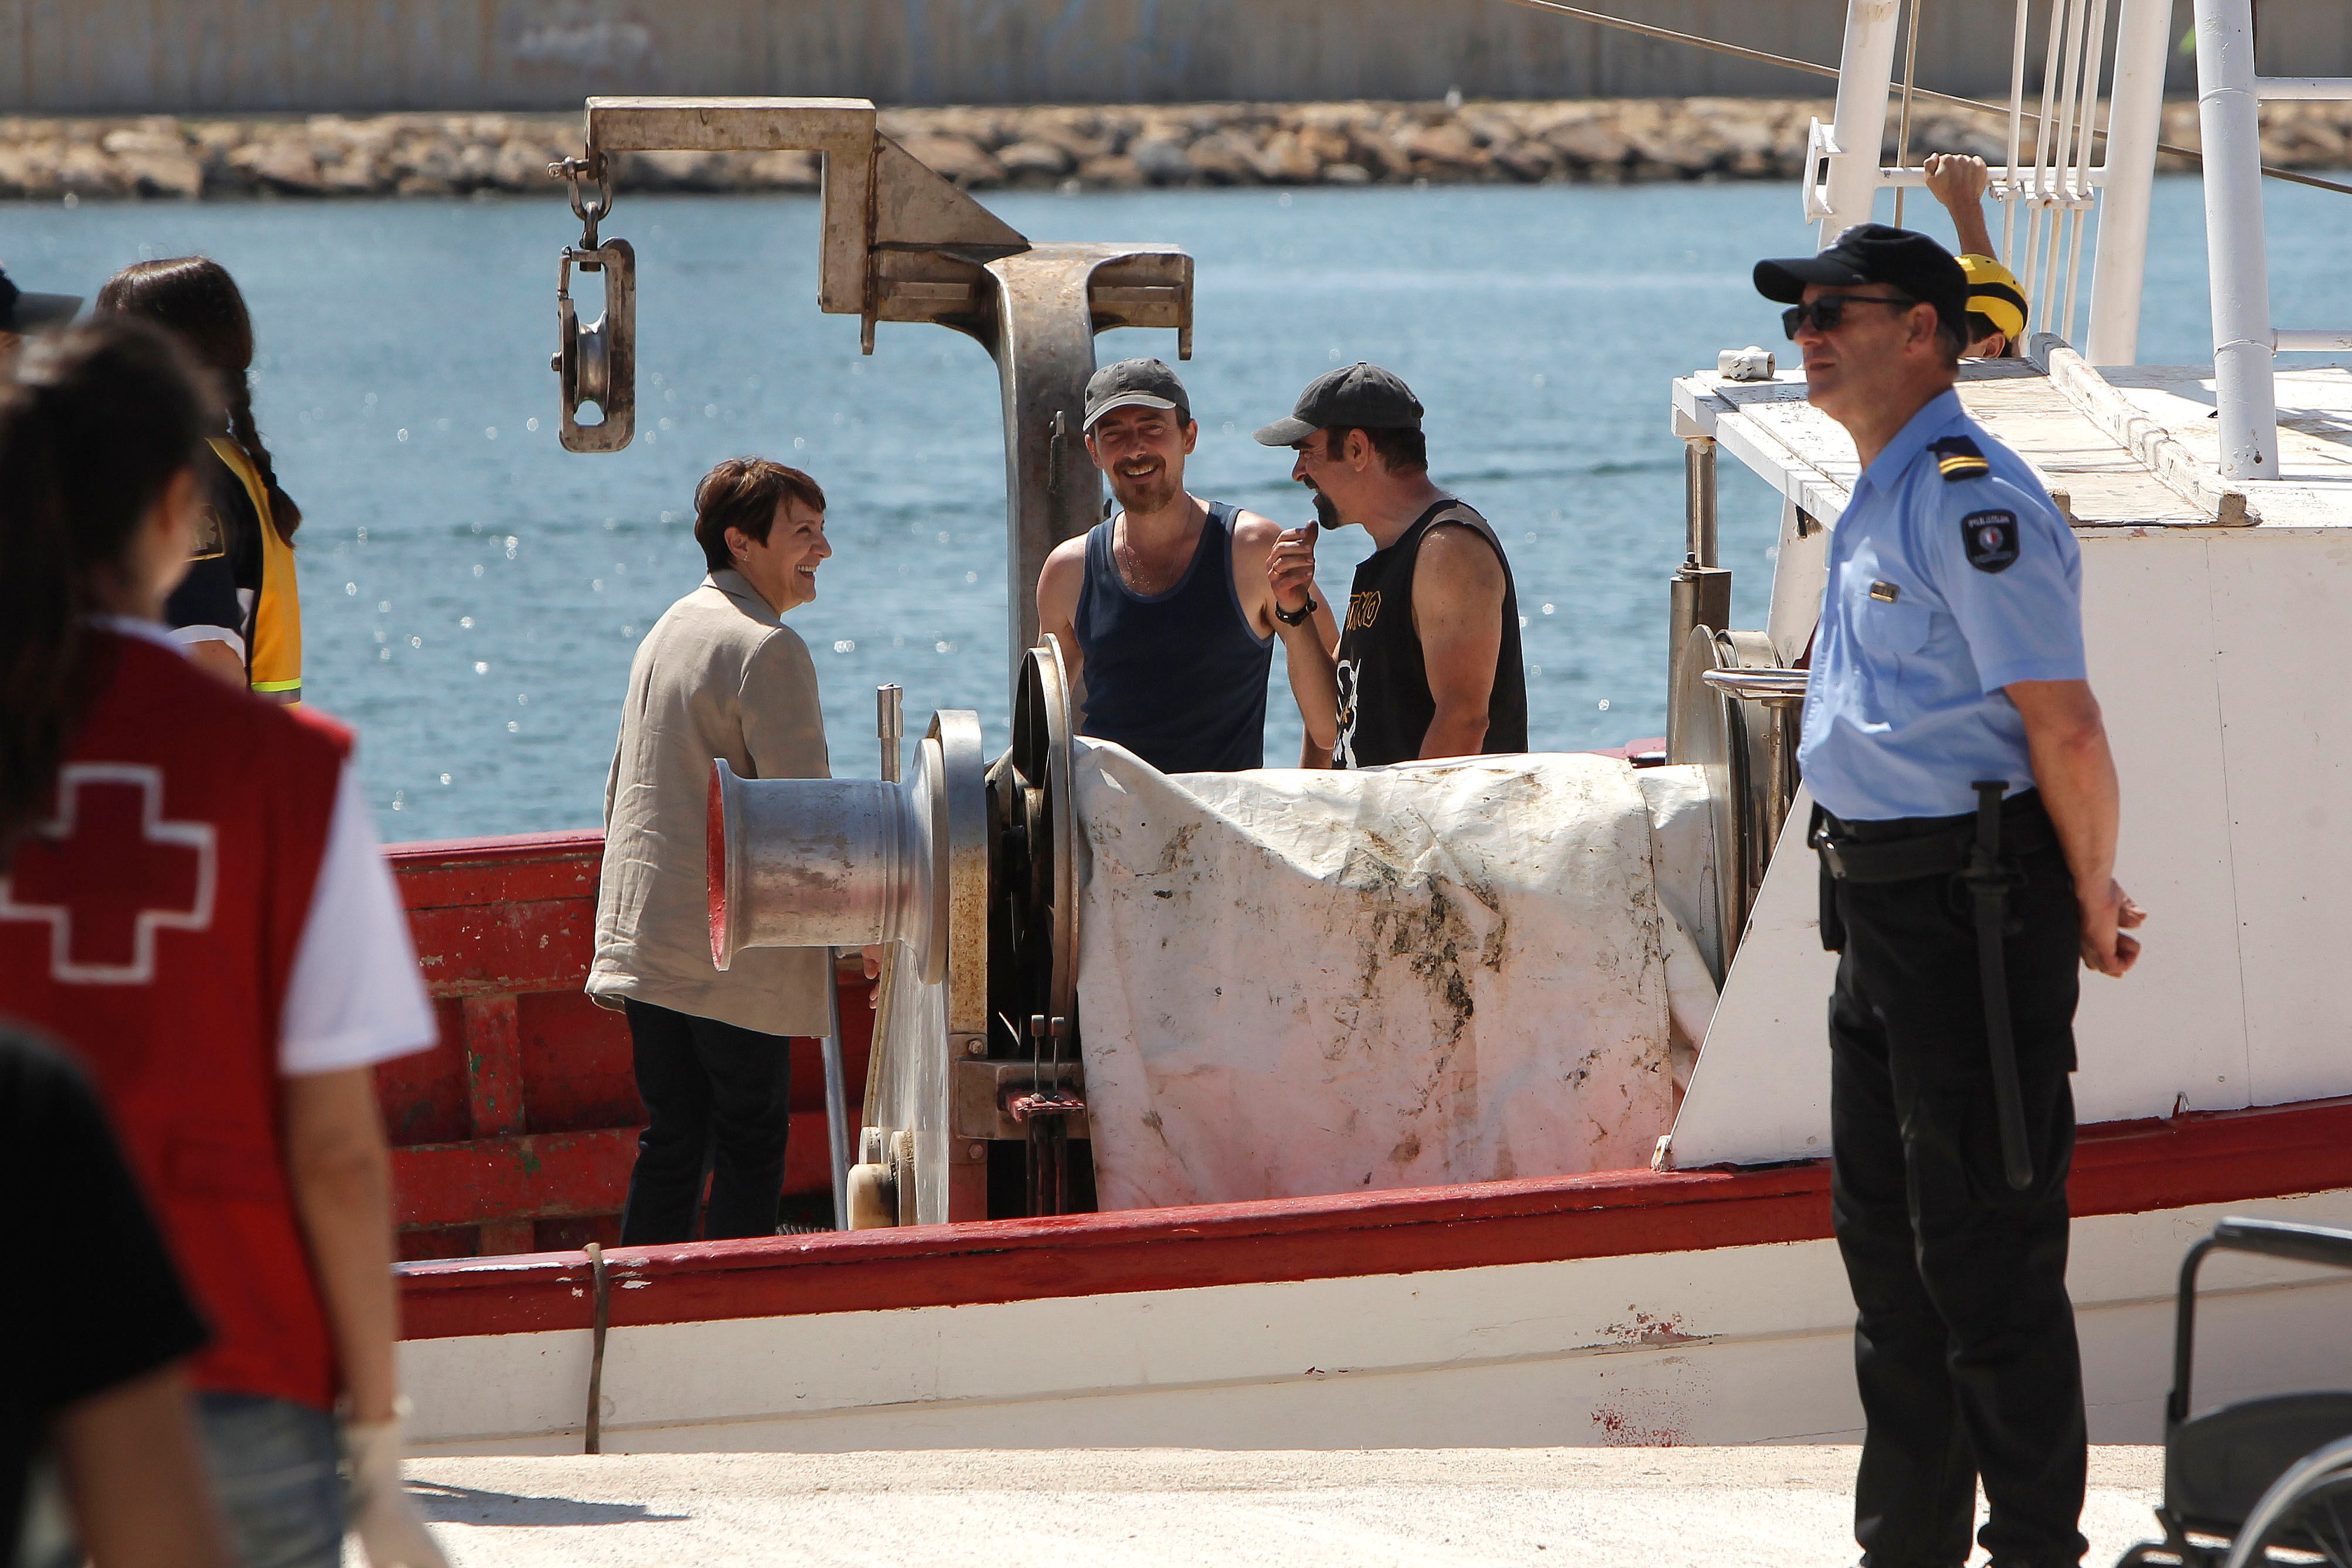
[549,154,612,253]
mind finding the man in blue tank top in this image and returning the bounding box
[1037,359,1342,773]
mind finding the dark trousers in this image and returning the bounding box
[1825,831,2088,1568]
[619,998,792,1245]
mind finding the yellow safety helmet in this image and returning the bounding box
[1956,254,2029,349]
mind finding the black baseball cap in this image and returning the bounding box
[1754,223,1968,341]
[1083,358,1190,431]
[1254,362,1423,446]
[0,268,81,334]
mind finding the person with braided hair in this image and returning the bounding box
[96,257,308,703]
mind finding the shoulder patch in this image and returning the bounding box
[1927,434,1991,482]
[1960,509,2019,572]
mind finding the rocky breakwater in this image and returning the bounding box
[2,98,2348,201]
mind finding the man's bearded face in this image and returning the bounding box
[1088,405,1192,513]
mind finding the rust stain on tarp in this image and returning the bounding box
[1335,834,1503,1057]
[1145,823,1198,877]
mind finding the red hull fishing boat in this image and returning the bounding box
[386,0,2352,1457]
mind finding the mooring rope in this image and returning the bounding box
[1492,0,2352,199]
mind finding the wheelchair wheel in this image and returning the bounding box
[2226,1436,2352,1567]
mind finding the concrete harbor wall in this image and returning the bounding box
[8,97,2351,202]
[12,0,2352,116]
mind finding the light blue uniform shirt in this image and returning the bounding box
[1800,388,2086,822]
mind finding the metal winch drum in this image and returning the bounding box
[711,642,1080,1229]
[710,718,968,984]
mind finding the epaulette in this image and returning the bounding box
[1926,434,1990,482]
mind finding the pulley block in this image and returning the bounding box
[552,239,635,452]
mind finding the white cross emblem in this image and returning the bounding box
[0,763,217,985]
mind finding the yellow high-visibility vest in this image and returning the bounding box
[207,436,302,705]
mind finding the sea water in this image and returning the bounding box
[9,172,2348,840]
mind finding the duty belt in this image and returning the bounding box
[1810,785,2050,1191]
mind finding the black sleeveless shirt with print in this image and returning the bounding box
[1330,500,1529,769]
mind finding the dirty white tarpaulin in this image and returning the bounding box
[1074,744,1717,1210]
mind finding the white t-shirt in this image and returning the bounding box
[281,762,437,1076]
[96,617,435,1076]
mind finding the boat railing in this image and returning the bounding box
[2191,0,2352,480]
[1812,0,2352,476]
[1810,0,2173,367]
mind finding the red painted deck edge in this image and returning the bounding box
[389,830,607,863]
[398,1094,2352,1341]
[389,831,605,911]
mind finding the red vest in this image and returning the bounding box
[0,630,349,1410]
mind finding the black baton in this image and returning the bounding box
[1965,780,2034,1191]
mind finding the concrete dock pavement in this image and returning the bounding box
[401,1446,2165,1567]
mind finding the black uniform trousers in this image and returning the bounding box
[619,998,792,1245]
[1824,820,2087,1568]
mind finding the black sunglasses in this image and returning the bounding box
[1781,294,1921,340]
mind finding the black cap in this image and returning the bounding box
[0,268,81,334]
[1083,357,1190,431]
[1254,362,1423,446]
[1754,223,1967,341]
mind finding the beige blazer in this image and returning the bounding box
[588,569,832,1036]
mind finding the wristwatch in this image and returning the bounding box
[1274,594,1317,627]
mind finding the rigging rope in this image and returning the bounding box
[1493,0,2352,199]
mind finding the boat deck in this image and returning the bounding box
[1676,353,2352,530]
[400,1444,2165,1566]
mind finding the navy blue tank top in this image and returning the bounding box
[1073,502,1272,773]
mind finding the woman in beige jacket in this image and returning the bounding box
[588,458,834,1243]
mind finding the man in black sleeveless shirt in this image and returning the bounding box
[1257,363,1528,768]
[1039,359,1342,772]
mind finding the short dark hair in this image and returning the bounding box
[693,458,826,574]
[1965,312,2019,356]
[1323,424,1428,475]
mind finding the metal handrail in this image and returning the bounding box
[2275,329,2352,354]
[2254,77,2352,102]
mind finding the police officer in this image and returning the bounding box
[1753,224,2145,1568]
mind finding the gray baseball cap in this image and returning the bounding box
[0,268,81,334]
[1254,362,1424,446]
[1083,357,1191,431]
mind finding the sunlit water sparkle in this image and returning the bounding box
[11,172,2347,839]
